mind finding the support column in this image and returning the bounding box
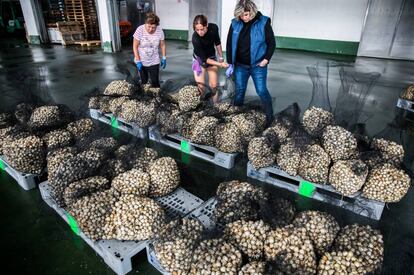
[95,0,121,52]
[19,0,48,44]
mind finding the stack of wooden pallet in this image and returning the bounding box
[65,0,100,41]
[56,21,85,45]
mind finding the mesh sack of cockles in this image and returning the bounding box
[103,79,139,96]
[360,109,407,170]
[155,101,180,135]
[26,104,74,132]
[48,144,109,207]
[103,143,158,180]
[118,97,158,127]
[276,126,317,176]
[159,77,197,101]
[152,217,204,273]
[247,103,300,169]
[107,194,167,241]
[400,84,414,100]
[213,181,268,226]
[87,89,131,116]
[67,188,118,240]
[261,102,301,146]
[2,133,46,174]
[174,111,197,139]
[160,77,216,112]
[354,117,411,202]
[334,66,381,130]
[258,193,296,228]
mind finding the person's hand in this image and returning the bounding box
[160,57,167,69]
[218,57,224,63]
[135,60,143,71]
[226,64,234,78]
[220,62,229,69]
[258,59,269,67]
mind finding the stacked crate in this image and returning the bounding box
[65,0,100,41]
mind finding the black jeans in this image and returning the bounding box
[140,64,160,87]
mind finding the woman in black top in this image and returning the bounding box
[192,15,229,103]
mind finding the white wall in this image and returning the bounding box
[20,0,40,36]
[274,0,369,41]
[156,0,189,30]
[158,0,368,45]
[220,0,237,49]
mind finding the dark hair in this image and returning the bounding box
[193,14,208,30]
[145,12,160,26]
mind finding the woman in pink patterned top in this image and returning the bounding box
[133,12,166,88]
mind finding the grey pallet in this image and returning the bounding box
[39,182,203,275]
[187,197,219,230]
[148,126,238,169]
[146,197,218,275]
[397,98,414,112]
[0,156,39,190]
[146,245,170,275]
[89,109,148,139]
[247,162,385,220]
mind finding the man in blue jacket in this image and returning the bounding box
[226,0,276,125]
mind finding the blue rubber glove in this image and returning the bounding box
[226,64,234,78]
[136,61,143,71]
[160,57,167,69]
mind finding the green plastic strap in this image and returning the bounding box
[299,180,316,198]
[180,140,191,154]
[0,159,5,170]
[110,115,119,129]
[65,212,80,235]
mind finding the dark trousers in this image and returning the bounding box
[140,64,160,88]
[234,64,274,124]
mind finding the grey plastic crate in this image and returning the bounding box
[39,181,203,275]
[397,98,414,112]
[89,109,148,139]
[0,156,39,190]
[148,126,238,169]
[247,162,385,220]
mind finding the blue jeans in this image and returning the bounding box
[234,64,274,123]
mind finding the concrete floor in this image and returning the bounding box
[0,39,414,274]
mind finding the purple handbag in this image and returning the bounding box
[192,57,203,76]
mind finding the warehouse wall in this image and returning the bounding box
[157,0,369,56]
[156,0,190,40]
[220,0,368,56]
[274,0,369,55]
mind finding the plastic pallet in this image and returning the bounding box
[0,156,39,190]
[39,182,203,275]
[148,126,238,169]
[397,98,414,112]
[89,109,148,139]
[146,245,170,275]
[146,197,218,275]
[187,197,218,230]
[247,162,385,220]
